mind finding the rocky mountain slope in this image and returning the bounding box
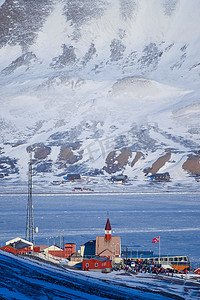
[0,0,200,192]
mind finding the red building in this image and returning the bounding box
[82,256,112,272]
[195,268,200,275]
[65,243,76,258]
[0,237,34,255]
[1,237,76,260]
[0,245,32,255]
[44,243,76,259]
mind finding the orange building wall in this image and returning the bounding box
[65,243,76,258]
[48,243,76,259]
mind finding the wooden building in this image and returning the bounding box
[110,175,127,184]
[149,172,170,182]
[63,174,81,181]
[44,243,75,259]
[1,237,34,254]
[82,256,112,272]
[95,218,121,261]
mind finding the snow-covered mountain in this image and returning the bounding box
[0,0,200,191]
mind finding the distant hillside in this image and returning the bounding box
[0,0,200,192]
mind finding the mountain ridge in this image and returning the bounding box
[0,0,200,191]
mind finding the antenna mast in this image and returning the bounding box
[25,150,34,243]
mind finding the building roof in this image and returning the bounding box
[6,237,33,247]
[151,172,170,177]
[71,251,82,258]
[84,256,110,262]
[110,175,127,181]
[111,175,127,179]
[67,174,81,179]
[105,218,111,231]
[9,240,31,250]
[81,240,96,247]
[44,245,63,251]
[98,248,114,256]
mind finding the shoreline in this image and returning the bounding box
[1,191,200,196]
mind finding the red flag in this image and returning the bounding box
[152,236,160,243]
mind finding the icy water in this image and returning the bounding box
[0,193,200,268]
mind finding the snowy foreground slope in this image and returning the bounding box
[0,250,200,300]
[0,0,200,191]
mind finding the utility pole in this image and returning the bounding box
[25,150,34,244]
[60,232,62,249]
[126,246,128,270]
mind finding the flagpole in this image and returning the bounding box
[159,236,160,265]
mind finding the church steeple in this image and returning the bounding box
[105,218,111,240]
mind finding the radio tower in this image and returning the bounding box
[25,150,34,244]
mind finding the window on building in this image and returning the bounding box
[86,263,89,267]
[179,257,183,261]
[95,263,98,267]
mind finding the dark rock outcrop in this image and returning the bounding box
[143,151,171,175]
[58,145,83,165]
[26,143,51,160]
[131,151,144,167]
[182,156,200,175]
[103,149,132,174]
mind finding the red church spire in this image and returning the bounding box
[105,218,111,240]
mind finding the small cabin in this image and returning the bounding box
[110,175,128,184]
[63,174,81,181]
[149,172,170,182]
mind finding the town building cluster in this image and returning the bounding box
[0,218,121,273]
[1,217,195,275]
[50,172,173,188]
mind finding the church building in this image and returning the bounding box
[95,218,121,260]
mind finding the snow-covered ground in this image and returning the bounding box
[0,249,200,299]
